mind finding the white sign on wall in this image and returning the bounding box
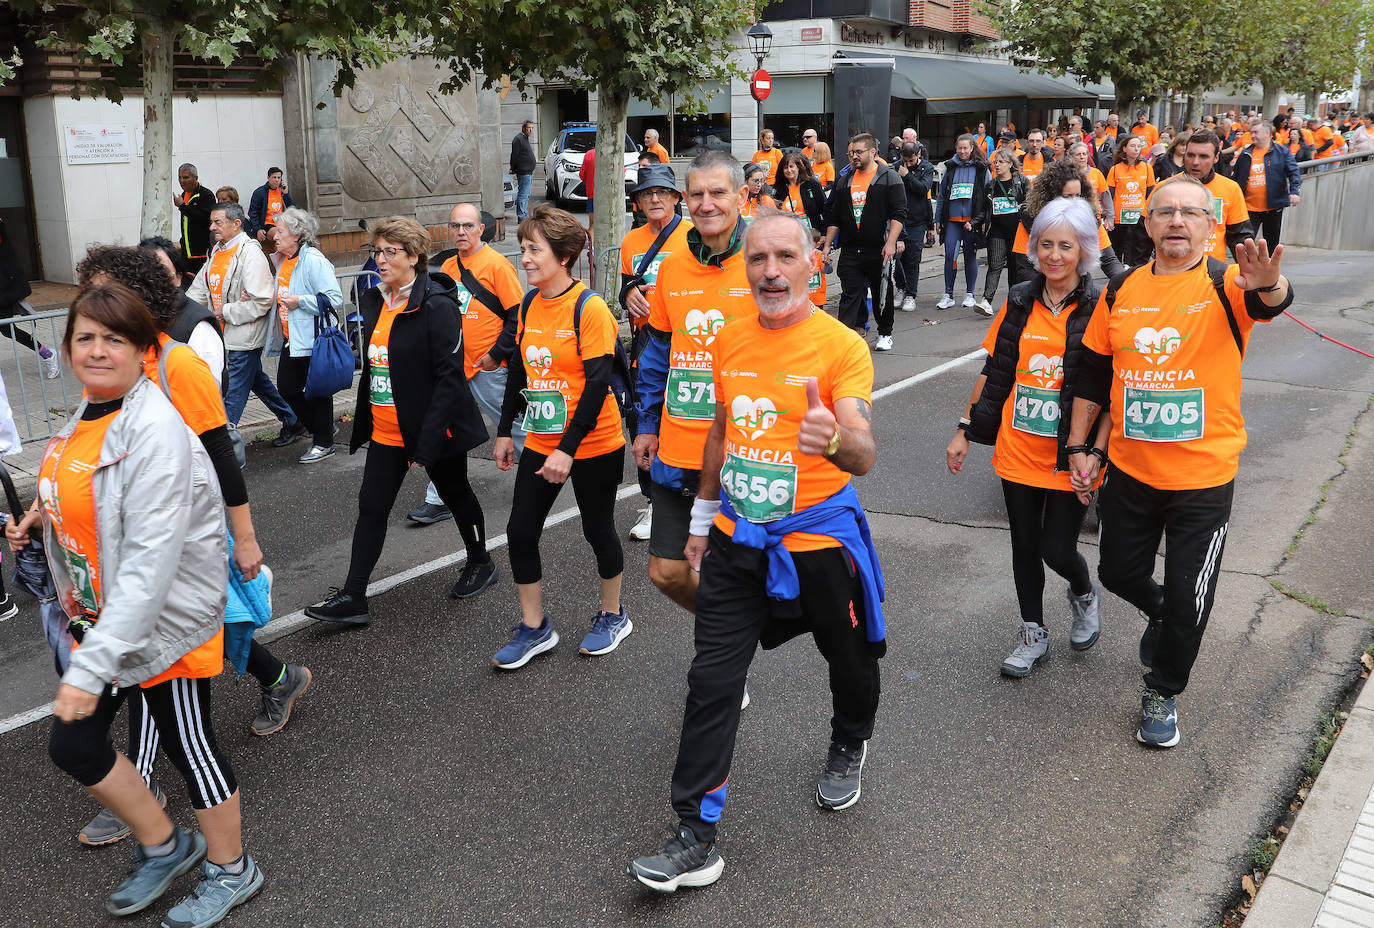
[64,124,132,165]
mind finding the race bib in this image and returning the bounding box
[1122,387,1204,442]
[521,388,568,434]
[808,269,823,292]
[368,363,394,408]
[1120,208,1143,224]
[61,548,99,615]
[665,367,715,420]
[992,196,1018,215]
[1211,197,1224,224]
[720,452,797,523]
[1011,383,1061,437]
[632,252,669,288]
[454,286,475,316]
[951,182,974,199]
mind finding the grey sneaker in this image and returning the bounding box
[161,857,264,928]
[1067,584,1101,651]
[297,445,334,464]
[816,740,868,811]
[1137,686,1180,748]
[250,664,312,736]
[628,824,725,893]
[105,827,206,916]
[1001,621,1049,677]
[79,783,167,846]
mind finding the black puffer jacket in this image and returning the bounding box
[967,272,1106,471]
[350,271,489,464]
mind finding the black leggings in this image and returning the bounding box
[49,676,237,810]
[1250,209,1284,247]
[507,446,624,585]
[0,301,39,352]
[276,348,335,447]
[1001,479,1093,625]
[345,442,488,596]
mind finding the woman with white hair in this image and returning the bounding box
[266,206,344,463]
[945,197,1112,678]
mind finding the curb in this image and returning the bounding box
[1246,670,1374,926]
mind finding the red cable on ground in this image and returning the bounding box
[1283,311,1374,360]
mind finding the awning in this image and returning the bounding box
[845,51,1097,114]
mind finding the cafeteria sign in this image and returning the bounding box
[64,125,132,165]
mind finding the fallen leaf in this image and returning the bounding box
[1361,652,1372,672]
[1242,873,1258,904]
[921,318,942,326]
[1276,825,1290,836]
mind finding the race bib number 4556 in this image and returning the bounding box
[1122,387,1203,442]
[720,452,796,523]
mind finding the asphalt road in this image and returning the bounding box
[0,247,1371,928]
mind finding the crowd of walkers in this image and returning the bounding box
[2,98,1308,923]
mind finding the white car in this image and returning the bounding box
[544,124,639,208]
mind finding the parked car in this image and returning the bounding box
[544,123,638,208]
[503,173,516,214]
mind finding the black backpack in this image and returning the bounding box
[518,286,634,416]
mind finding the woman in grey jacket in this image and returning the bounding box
[6,283,263,928]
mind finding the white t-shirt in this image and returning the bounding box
[187,320,226,387]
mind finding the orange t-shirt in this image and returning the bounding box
[619,218,696,333]
[1106,161,1155,223]
[143,335,227,435]
[711,310,873,552]
[206,242,241,313]
[849,168,877,227]
[266,187,284,227]
[442,245,525,377]
[980,300,1102,492]
[814,160,836,188]
[1105,126,1120,140]
[752,147,784,185]
[276,254,298,340]
[646,142,670,164]
[779,184,809,223]
[1021,152,1046,182]
[1243,147,1269,212]
[517,283,625,459]
[367,298,406,447]
[1085,166,1108,195]
[1135,123,1160,149]
[1083,260,1266,490]
[808,251,828,308]
[741,195,775,219]
[1313,126,1335,157]
[647,247,754,469]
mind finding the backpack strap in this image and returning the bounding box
[633,214,682,280]
[1102,264,1146,312]
[516,289,538,342]
[454,252,510,322]
[157,342,175,396]
[572,288,594,358]
[1206,256,1244,356]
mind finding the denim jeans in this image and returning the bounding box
[225,348,297,429]
[515,174,533,222]
[425,367,525,507]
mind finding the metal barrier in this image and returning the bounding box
[1284,150,1374,250]
[3,306,79,445]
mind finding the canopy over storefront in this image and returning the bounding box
[845,51,1097,114]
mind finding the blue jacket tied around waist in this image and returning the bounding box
[717,483,886,643]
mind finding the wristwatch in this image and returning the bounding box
[825,429,842,456]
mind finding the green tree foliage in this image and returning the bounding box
[1241,0,1364,107]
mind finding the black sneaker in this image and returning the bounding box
[304,588,370,625]
[251,664,312,736]
[628,824,725,893]
[270,423,308,447]
[450,559,499,599]
[0,593,17,620]
[1140,619,1162,668]
[816,740,868,811]
[407,502,453,524]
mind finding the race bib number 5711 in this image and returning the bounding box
[1122,387,1204,442]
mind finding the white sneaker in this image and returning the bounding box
[629,505,652,541]
[936,293,955,310]
[975,298,995,316]
[874,335,894,352]
[1000,621,1049,677]
[962,292,977,308]
[901,295,917,313]
[892,288,905,306]
[38,346,61,379]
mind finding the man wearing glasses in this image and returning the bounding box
[820,133,906,350]
[408,202,527,524]
[1065,176,1292,750]
[801,129,818,162]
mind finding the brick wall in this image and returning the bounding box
[910,0,998,37]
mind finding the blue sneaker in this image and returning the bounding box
[161,857,264,928]
[105,827,207,915]
[579,606,633,655]
[1137,687,1180,748]
[492,619,559,669]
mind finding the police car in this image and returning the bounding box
[543,123,639,208]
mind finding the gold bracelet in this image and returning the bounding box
[824,429,842,457]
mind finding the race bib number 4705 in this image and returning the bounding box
[1122,387,1204,442]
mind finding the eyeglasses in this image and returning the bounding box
[639,189,675,200]
[367,245,406,259]
[1146,206,1211,221]
[846,149,869,157]
[803,134,816,140]
[447,222,479,232]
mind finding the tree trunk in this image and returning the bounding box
[1360,73,1374,114]
[139,21,174,241]
[593,84,628,309]
[1112,76,1137,117]
[1183,91,1203,129]
[1305,90,1320,116]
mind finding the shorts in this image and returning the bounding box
[649,480,695,560]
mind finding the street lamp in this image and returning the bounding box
[747,22,773,149]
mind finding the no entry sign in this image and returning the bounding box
[750,69,772,102]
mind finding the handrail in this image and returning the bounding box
[1295,150,1374,173]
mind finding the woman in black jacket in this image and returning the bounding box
[306,216,495,626]
[946,198,1112,679]
[981,149,1028,311]
[774,152,827,230]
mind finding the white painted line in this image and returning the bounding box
[2,349,977,735]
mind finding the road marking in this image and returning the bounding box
[1,350,975,735]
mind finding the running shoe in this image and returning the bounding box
[900,295,917,313]
[1067,584,1101,651]
[304,588,370,625]
[629,505,653,541]
[39,345,61,379]
[962,292,977,308]
[816,740,868,811]
[161,857,264,928]
[579,607,633,655]
[79,784,167,847]
[0,593,16,620]
[628,824,724,893]
[1001,621,1049,677]
[298,445,334,464]
[492,619,558,669]
[407,502,453,524]
[874,335,894,352]
[975,298,995,316]
[270,423,308,447]
[250,664,311,736]
[450,559,499,599]
[1137,687,1180,748]
[936,293,955,310]
[105,827,206,916]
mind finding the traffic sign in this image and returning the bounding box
[750,69,772,102]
